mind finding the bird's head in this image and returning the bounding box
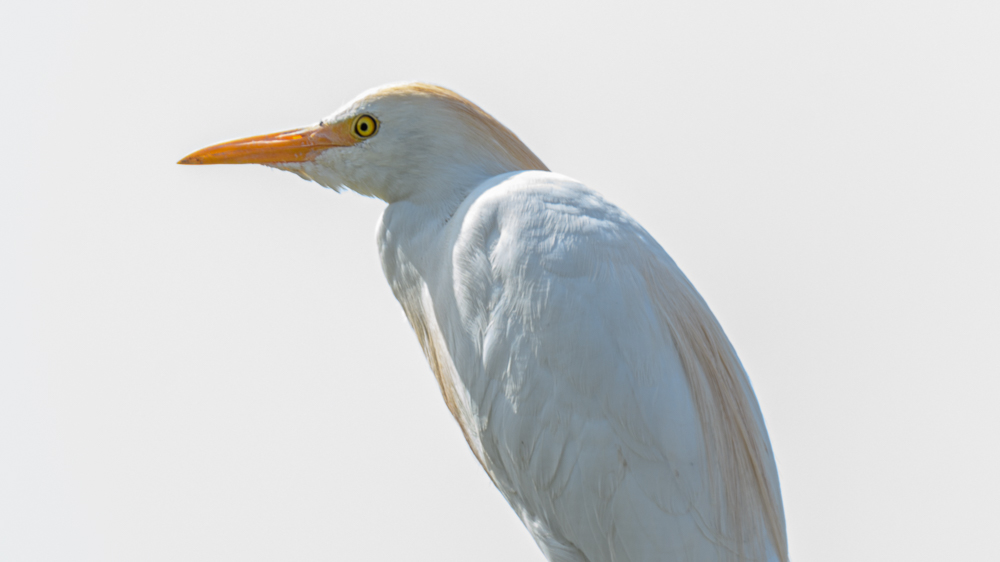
[179,83,547,205]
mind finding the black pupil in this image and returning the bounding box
[359,121,369,132]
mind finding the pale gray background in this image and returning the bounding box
[2,1,998,560]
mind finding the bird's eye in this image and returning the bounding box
[353,114,378,138]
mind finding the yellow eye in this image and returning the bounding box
[353,114,378,138]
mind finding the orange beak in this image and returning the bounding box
[178,122,357,165]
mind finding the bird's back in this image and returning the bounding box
[378,171,787,562]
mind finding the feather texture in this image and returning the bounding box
[379,171,787,562]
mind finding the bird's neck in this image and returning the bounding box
[390,166,496,222]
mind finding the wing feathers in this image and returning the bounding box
[641,257,788,562]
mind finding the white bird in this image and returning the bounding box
[180,83,788,562]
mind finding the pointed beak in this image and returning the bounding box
[178,122,357,165]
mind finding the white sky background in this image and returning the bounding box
[2,1,998,560]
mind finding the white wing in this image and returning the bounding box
[382,171,787,562]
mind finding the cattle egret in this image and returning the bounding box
[179,83,788,562]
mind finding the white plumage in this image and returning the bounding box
[180,83,788,562]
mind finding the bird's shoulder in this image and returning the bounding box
[453,170,661,279]
[449,171,680,369]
